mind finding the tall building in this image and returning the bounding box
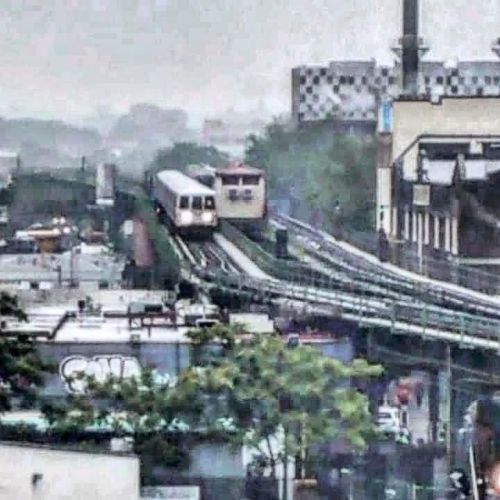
[291,0,500,127]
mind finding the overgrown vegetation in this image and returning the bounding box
[245,121,376,232]
[0,293,52,412]
[150,142,229,174]
[44,325,381,483]
[134,194,180,288]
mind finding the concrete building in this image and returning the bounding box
[377,95,500,267]
[0,441,139,500]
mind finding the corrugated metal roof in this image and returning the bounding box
[422,159,456,185]
[155,170,215,196]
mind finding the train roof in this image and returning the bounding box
[156,170,215,196]
[216,162,263,177]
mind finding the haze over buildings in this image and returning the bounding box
[0,0,498,124]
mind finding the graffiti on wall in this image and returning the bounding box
[59,355,142,393]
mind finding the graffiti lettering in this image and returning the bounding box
[59,355,142,393]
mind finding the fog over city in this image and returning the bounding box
[0,0,499,125]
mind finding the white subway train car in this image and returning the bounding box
[153,170,217,236]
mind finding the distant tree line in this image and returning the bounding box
[245,121,376,233]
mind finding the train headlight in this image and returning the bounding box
[201,212,214,224]
[180,211,193,225]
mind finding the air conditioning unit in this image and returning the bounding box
[130,333,141,343]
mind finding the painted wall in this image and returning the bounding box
[37,342,191,397]
[0,442,139,500]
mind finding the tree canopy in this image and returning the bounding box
[150,142,229,174]
[0,292,51,412]
[245,121,376,232]
[176,327,382,477]
[45,325,382,481]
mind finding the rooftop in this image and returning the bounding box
[155,170,215,196]
[217,162,263,176]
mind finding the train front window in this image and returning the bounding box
[192,196,202,210]
[242,175,260,185]
[179,196,189,209]
[222,175,240,185]
[204,196,215,209]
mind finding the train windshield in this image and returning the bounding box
[204,196,215,209]
[242,175,260,185]
[179,196,189,209]
[192,196,202,210]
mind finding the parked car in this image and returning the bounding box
[377,406,402,435]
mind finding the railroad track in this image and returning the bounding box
[272,213,500,320]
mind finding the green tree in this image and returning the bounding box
[245,121,376,232]
[42,367,188,484]
[151,142,229,174]
[0,292,51,412]
[175,326,382,480]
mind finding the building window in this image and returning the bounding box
[472,76,478,84]
[299,76,306,85]
[436,76,444,85]
[326,76,333,84]
[228,189,238,201]
[242,189,253,201]
[348,76,355,85]
[320,68,327,76]
[305,86,313,94]
[451,86,458,94]
[179,196,189,209]
[313,75,320,85]
[300,94,305,102]
[485,76,492,85]
[361,76,367,85]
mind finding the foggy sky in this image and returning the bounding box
[1,0,499,124]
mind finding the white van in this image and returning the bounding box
[376,406,401,435]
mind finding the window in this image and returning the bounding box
[228,189,238,201]
[192,196,202,210]
[242,175,260,185]
[313,75,320,84]
[221,175,239,185]
[179,196,189,209]
[204,196,215,209]
[243,189,253,201]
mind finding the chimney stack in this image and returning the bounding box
[401,0,420,95]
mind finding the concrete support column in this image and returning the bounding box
[412,211,417,242]
[444,217,451,253]
[392,206,398,239]
[424,212,430,245]
[433,215,440,250]
[404,209,410,241]
[451,217,459,255]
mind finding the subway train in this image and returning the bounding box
[188,161,267,236]
[153,170,217,236]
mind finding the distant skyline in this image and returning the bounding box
[0,0,499,125]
